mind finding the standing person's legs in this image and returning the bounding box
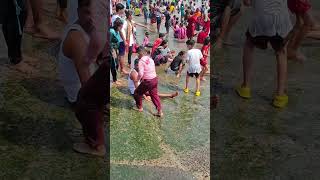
[184,72,190,92]
[272,40,288,108]
[241,38,255,88]
[148,78,163,116]
[128,45,133,66]
[134,81,150,111]
[111,55,118,83]
[73,60,108,157]
[2,0,27,64]
[236,35,255,99]
[215,6,231,48]
[195,74,201,96]
[56,0,68,23]
[118,42,128,74]
[28,0,59,39]
[288,13,313,62]
[223,9,242,44]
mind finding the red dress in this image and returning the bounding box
[200,44,210,66]
[203,20,210,33]
[186,15,197,39]
[288,0,311,14]
[151,38,163,55]
[197,31,208,44]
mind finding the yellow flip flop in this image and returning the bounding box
[235,86,251,99]
[195,91,201,96]
[272,94,288,108]
[184,88,189,93]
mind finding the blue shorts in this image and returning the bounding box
[118,42,126,56]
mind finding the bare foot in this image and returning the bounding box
[144,96,152,101]
[171,91,179,98]
[287,50,306,63]
[200,77,207,81]
[113,81,121,86]
[153,111,164,118]
[133,107,143,112]
[73,143,106,157]
[10,61,36,75]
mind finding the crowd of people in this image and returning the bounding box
[1,0,320,158]
[110,0,211,117]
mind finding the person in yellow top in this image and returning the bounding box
[169,4,175,14]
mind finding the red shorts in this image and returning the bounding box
[288,0,311,14]
[200,58,208,66]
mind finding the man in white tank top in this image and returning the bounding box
[58,0,96,104]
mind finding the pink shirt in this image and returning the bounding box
[142,36,149,47]
[138,56,157,80]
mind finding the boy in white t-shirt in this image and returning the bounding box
[184,40,203,96]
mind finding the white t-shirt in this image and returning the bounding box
[123,20,136,46]
[186,49,203,74]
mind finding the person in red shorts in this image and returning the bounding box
[200,37,210,81]
[287,0,319,62]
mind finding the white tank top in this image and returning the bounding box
[128,68,140,95]
[58,23,93,103]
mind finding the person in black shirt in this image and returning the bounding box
[164,6,171,34]
[166,51,186,77]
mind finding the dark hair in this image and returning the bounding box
[159,33,165,38]
[203,37,210,45]
[137,46,146,53]
[113,18,124,29]
[116,3,125,12]
[178,51,185,56]
[78,0,91,8]
[134,58,139,65]
[186,39,195,46]
[125,10,133,17]
[160,40,168,46]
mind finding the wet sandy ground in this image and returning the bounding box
[110,3,210,180]
[213,1,320,179]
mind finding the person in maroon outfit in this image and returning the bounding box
[72,0,109,157]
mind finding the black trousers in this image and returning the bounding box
[128,45,133,65]
[0,0,27,64]
[110,50,118,82]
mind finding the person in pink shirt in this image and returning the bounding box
[142,31,152,47]
[134,46,163,117]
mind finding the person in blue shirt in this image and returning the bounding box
[110,18,124,85]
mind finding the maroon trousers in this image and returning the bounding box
[75,60,108,149]
[134,77,162,111]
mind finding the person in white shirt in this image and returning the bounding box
[184,39,203,96]
[111,3,129,74]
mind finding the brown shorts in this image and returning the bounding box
[246,31,286,52]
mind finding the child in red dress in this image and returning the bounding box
[200,37,210,81]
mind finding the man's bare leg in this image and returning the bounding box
[288,13,313,62]
[223,10,242,45]
[29,0,60,39]
[158,91,179,98]
[215,6,231,49]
